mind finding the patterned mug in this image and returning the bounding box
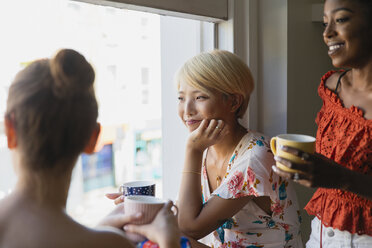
[119,180,155,197]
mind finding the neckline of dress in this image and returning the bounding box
[203,132,249,195]
[322,70,372,123]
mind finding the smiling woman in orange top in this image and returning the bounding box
[272,0,372,247]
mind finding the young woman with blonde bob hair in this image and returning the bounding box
[176,50,303,247]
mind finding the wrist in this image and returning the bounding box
[338,165,352,191]
[185,143,205,155]
[183,149,204,172]
[186,137,207,153]
[159,238,181,248]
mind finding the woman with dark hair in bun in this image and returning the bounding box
[273,0,372,247]
[0,49,180,248]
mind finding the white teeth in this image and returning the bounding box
[329,44,343,51]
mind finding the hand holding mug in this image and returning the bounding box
[272,146,349,189]
[123,196,178,243]
[124,200,181,247]
[270,134,316,185]
[270,134,348,189]
[97,202,142,229]
[270,134,316,174]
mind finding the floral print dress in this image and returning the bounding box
[200,131,302,248]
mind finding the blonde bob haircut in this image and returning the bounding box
[176,50,254,118]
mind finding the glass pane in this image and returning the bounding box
[0,0,214,227]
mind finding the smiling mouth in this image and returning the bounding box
[185,120,200,126]
[328,43,345,55]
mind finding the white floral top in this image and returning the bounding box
[200,131,302,248]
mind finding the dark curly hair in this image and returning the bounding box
[325,0,372,25]
[355,0,372,24]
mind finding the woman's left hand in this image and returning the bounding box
[124,201,181,248]
[272,145,346,189]
[97,202,142,228]
[186,119,228,152]
[106,192,124,205]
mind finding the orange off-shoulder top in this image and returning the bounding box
[304,70,372,236]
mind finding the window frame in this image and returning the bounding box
[72,0,258,200]
[73,0,228,22]
[71,0,258,125]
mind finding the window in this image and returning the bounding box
[0,0,215,227]
[141,67,149,85]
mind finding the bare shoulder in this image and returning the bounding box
[0,205,134,248]
[53,220,136,248]
[324,71,343,91]
[0,194,134,248]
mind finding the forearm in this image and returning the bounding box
[341,167,372,201]
[159,240,181,248]
[177,148,204,230]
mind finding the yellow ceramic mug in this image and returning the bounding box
[270,134,315,173]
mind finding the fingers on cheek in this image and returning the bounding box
[198,120,207,130]
[215,120,223,131]
[212,120,225,136]
[202,119,208,128]
[205,119,217,135]
[209,119,218,130]
[222,126,229,135]
[219,120,225,129]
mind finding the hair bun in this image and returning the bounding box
[50,49,95,97]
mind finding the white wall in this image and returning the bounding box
[257,0,288,137]
[160,16,202,200]
[287,0,332,243]
[244,0,333,244]
[254,0,332,244]
[287,0,330,135]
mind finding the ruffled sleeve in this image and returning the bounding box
[315,71,336,125]
[211,135,275,200]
